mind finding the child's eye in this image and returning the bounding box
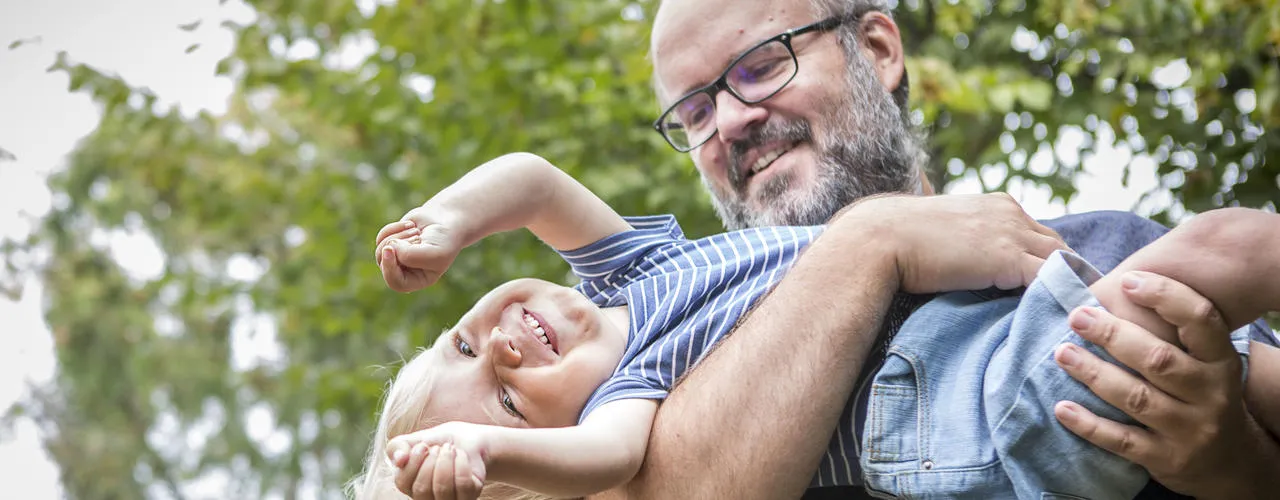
[454,333,476,357]
[501,391,524,420]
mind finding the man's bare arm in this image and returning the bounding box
[596,194,1067,500]
[626,217,898,499]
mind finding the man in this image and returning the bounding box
[623,0,1279,499]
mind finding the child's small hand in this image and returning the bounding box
[388,422,491,500]
[373,211,463,293]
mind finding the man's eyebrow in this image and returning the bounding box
[670,29,772,103]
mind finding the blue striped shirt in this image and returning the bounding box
[558,215,824,419]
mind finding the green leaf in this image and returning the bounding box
[1017,81,1054,111]
[7,36,40,50]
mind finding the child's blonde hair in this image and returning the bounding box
[348,347,438,499]
[347,346,554,500]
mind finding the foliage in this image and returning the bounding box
[3,0,1277,497]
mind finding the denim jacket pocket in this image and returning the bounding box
[864,352,922,464]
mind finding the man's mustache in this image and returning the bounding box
[727,119,813,191]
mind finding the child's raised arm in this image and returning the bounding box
[375,153,633,291]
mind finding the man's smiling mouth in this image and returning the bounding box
[746,141,799,178]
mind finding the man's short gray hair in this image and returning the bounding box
[808,0,912,124]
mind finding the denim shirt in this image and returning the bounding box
[821,211,1276,496]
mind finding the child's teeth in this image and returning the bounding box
[534,327,545,335]
[523,313,541,329]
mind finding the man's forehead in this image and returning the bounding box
[651,0,814,101]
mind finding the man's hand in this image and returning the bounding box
[1051,272,1264,499]
[388,422,491,500]
[373,207,465,293]
[841,193,1069,293]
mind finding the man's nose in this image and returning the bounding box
[487,326,522,368]
[713,90,768,143]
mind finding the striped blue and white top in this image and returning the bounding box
[560,214,872,487]
[558,215,823,418]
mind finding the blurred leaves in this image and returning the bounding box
[7,36,41,50]
[2,0,1276,498]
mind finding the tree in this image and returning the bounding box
[3,0,1276,497]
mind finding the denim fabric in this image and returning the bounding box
[858,251,1252,499]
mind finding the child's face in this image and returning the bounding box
[422,278,627,429]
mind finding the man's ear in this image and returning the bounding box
[856,12,905,93]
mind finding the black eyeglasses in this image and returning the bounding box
[653,16,846,152]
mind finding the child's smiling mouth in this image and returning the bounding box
[522,308,560,355]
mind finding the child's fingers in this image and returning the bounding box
[453,447,483,500]
[380,246,411,292]
[396,443,432,499]
[376,220,416,249]
[432,444,457,500]
[386,437,414,468]
[375,225,420,265]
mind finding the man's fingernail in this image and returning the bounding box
[1070,308,1096,331]
[1058,344,1081,368]
[1057,401,1080,420]
[1122,273,1143,291]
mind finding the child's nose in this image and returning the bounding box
[487,326,523,368]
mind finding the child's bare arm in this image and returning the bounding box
[487,399,659,497]
[374,153,633,291]
[387,399,658,498]
[405,152,631,252]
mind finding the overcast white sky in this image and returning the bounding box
[0,0,1177,497]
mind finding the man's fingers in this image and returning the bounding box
[1053,342,1186,430]
[1015,254,1046,289]
[1068,306,1204,401]
[1028,222,1071,257]
[1054,400,1161,466]
[1119,271,1235,363]
[433,444,457,500]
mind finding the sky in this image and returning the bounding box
[0,0,1176,497]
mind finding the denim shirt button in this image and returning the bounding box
[921,460,934,470]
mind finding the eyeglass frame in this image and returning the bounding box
[651,15,849,152]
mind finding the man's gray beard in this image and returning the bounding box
[704,48,919,230]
